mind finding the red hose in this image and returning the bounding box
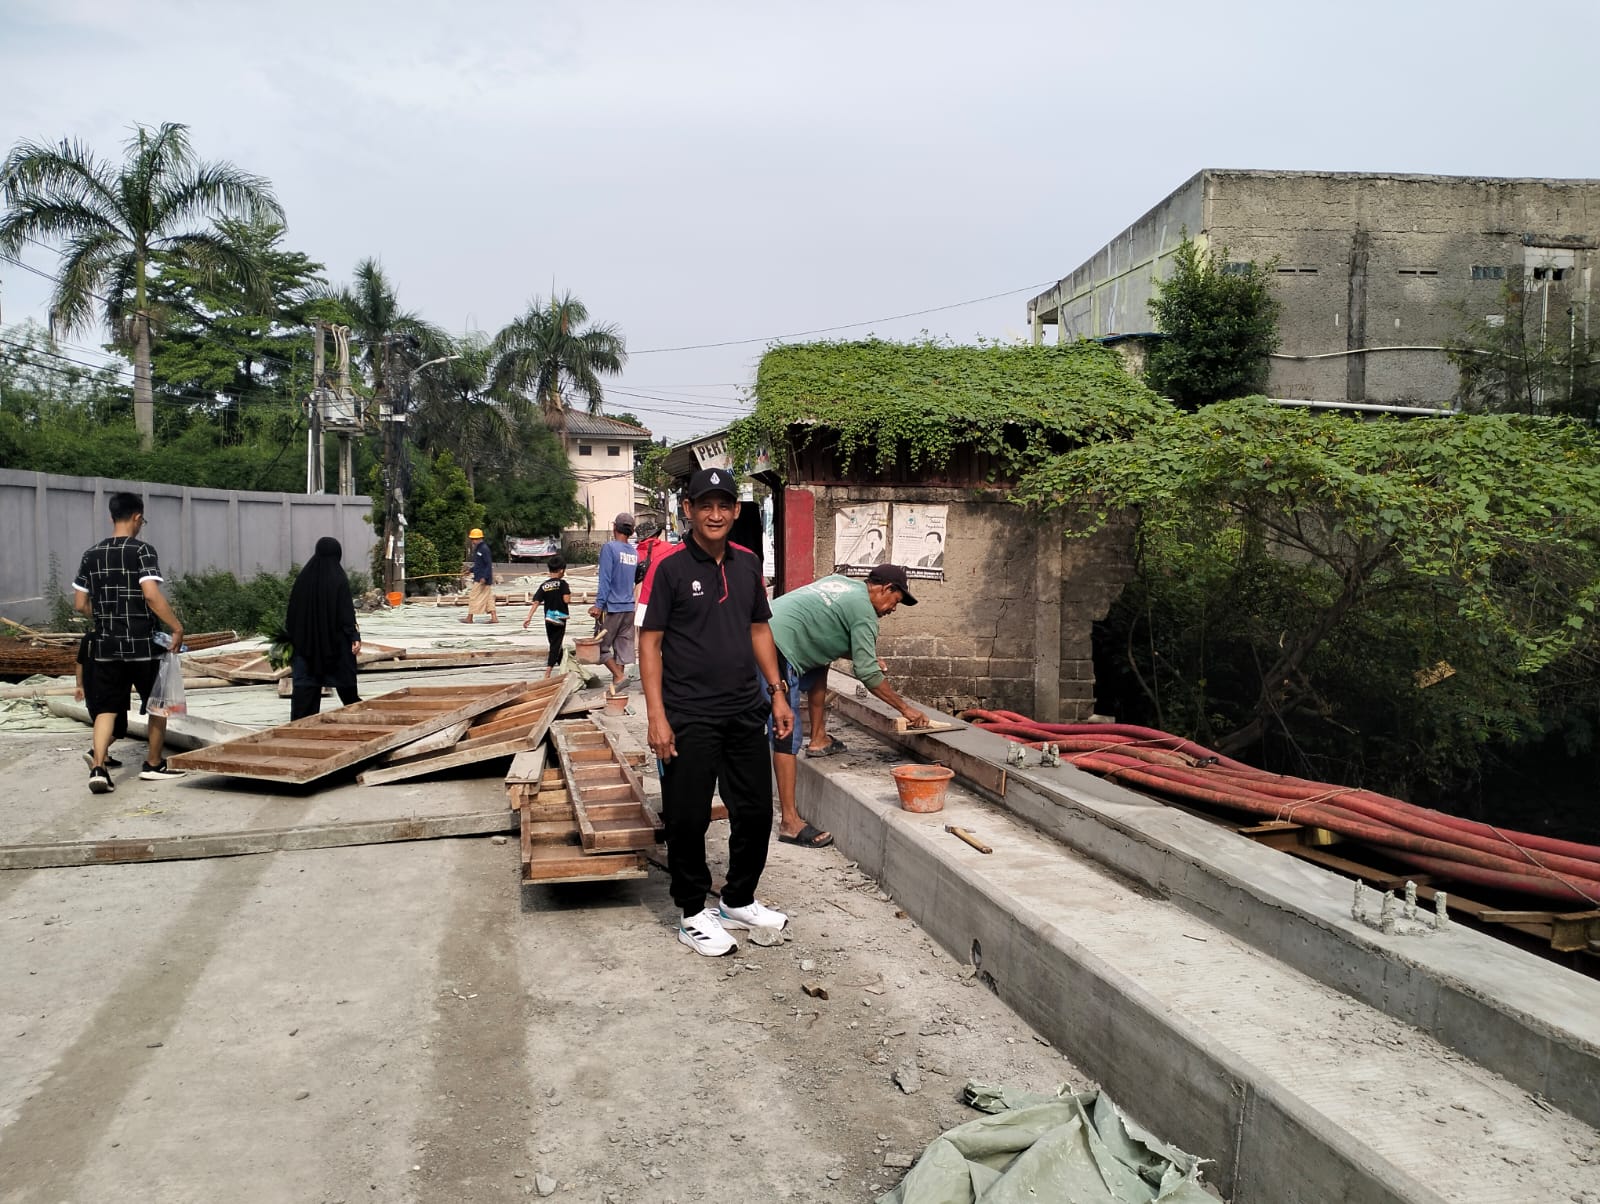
[961,709,1600,905]
[1065,752,1600,897]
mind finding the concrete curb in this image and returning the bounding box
[826,690,1600,1132]
[798,761,1453,1204]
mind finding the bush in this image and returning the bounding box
[170,568,296,637]
[405,530,443,594]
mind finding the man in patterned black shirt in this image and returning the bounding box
[73,491,187,794]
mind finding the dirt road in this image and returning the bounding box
[0,729,1081,1203]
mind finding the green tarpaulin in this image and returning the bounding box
[879,1082,1218,1204]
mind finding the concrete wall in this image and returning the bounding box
[1030,171,1205,342]
[0,468,376,623]
[563,436,641,541]
[793,483,1134,721]
[1032,171,1600,405]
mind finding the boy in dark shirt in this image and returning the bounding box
[523,556,572,680]
[640,468,795,957]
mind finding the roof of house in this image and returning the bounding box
[550,411,652,439]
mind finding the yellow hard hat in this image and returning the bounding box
[469,528,484,539]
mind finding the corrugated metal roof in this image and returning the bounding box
[549,411,652,438]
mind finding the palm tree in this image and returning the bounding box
[331,257,450,394]
[411,330,535,488]
[0,122,282,450]
[488,293,627,430]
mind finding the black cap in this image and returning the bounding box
[866,563,918,605]
[685,467,737,500]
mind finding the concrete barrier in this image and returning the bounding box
[796,753,1599,1204]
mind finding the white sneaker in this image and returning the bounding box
[678,908,737,957]
[717,898,788,931]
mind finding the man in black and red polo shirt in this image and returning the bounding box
[640,468,795,957]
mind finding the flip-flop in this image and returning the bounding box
[778,823,834,849]
[803,737,848,758]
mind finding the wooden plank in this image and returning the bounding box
[0,810,513,870]
[825,672,1007,797]
[169,682,533,783]
[358,677,573,787]
[894,717,958,733]
[358,648,548,672]
[505,747,547,786]
[521,842,647,884]
[376,720,472,763]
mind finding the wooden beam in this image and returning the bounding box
[0,810,513,870]
[825,671,1007,797]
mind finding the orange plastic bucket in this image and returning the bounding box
[891,764,954,813]
[386,591,404,607]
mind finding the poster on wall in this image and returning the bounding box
[892,503,947,580]
[833,503,890,576]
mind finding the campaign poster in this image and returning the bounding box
[892,503,947,580]
[833,503,890,576]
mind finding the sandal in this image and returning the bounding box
[803,736,848,758]
[778,823,834,849]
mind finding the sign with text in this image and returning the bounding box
[833,503,890,576]
[891,503,947,580]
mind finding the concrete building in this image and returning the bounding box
[549,411,652,550]
[1028,170,1600,406]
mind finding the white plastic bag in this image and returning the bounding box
[147,652,187,717]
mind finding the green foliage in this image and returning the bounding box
[1145,238,1280,407]
[405,530,442,589]
[170,568,295,637]
[1448,283,1600,424]
[409,450,484,581]
[1020,399,1600,779]
[736,338,1168,478]
[476,445,581,554]
[634,439,673,513]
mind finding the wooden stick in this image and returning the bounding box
[944,825,992,854]
[894,717,958,733]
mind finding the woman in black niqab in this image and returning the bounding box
[286,536,362,720]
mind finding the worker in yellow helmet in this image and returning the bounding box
[462,527,497,624]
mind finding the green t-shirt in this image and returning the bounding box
[768,574,885,688]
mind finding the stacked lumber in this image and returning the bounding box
[0,629,238,678]
[513,717,664,884]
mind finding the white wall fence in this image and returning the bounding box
[0,468,376,624]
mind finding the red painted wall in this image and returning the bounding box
[781,487,815,593]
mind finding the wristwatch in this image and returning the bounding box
[767,680,783,693]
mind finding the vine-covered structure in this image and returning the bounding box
[728,339,1164,720]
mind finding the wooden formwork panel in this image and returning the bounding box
[549,719,662,855]
[167,682,532,783]
[358,677,575,786]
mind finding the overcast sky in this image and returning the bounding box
[4,0,1598,442]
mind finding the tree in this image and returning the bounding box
[488,292,626,428]
[0,122,283,450]
[634,438,672,514]
[329,257,450,397]
[146,216,333,446]
[409,329,534,488]
[1145,238,1279,408]
[1448,283,1600,425]
[1016,400,1600,776]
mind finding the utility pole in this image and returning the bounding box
[380,338,409,596]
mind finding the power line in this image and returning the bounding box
[625,280,1056,354]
